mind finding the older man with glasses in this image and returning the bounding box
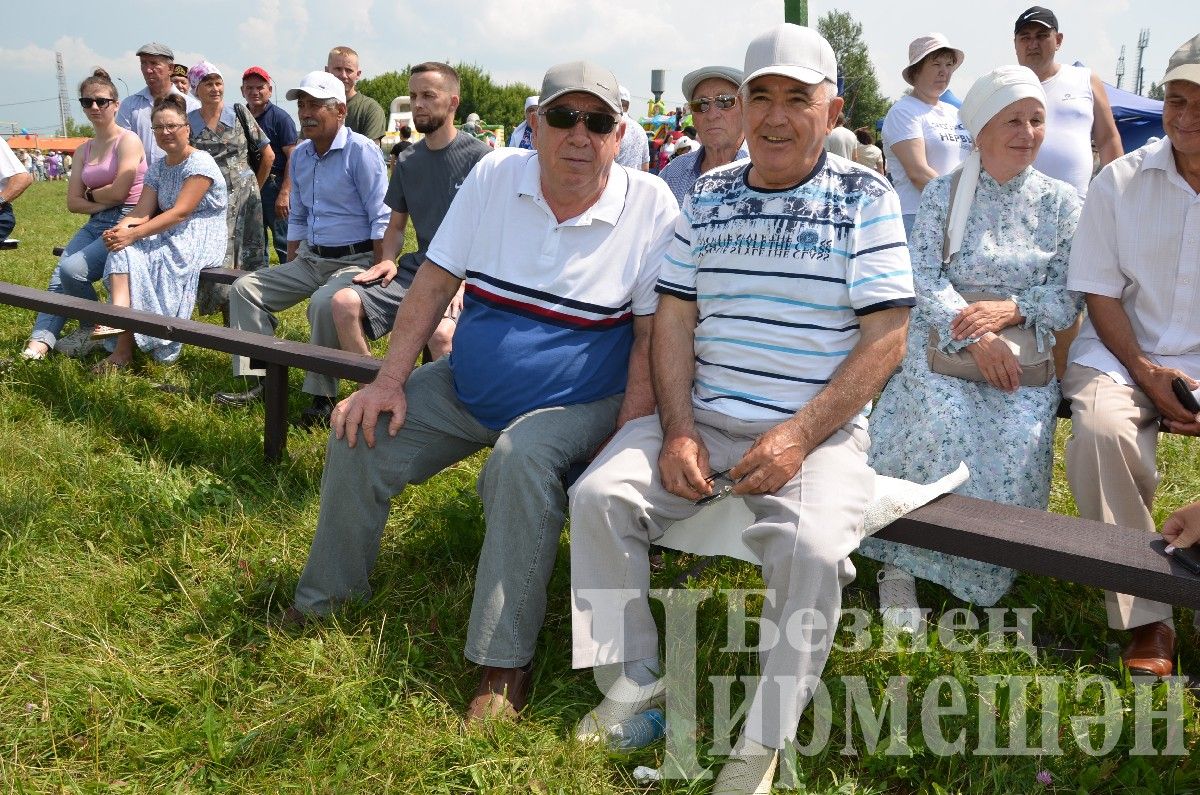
[658,65,749,206]
[279,60,680,726]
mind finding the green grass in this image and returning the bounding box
[0,180,1198,793]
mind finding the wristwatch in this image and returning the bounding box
[84,187,95,203]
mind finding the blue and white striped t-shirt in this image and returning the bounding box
[656,152,914,422]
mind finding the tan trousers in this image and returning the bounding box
[1062,364,1174,630]
[569,409,872,749]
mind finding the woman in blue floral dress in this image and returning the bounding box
[859,66,1083,629]
[98,95,227,369]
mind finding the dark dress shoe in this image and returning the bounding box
[1121,621,1175,677]
[214,383,264,406]
[296,399,334,429]
[271,605,318,631]
[464,661,534,724]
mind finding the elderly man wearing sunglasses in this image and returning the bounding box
[569,25,913,792]
[281,60,679,726]
[658,65,749,206]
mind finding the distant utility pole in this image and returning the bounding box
[1134,28,1149,95]
[55,51,69,136]
[784,0,808,26]
[1115,45,1126,90]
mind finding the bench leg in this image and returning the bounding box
[264,363,289,463]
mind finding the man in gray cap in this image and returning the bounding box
[569,24,912,792]
[1063,33,1200,680]
[658,64,747,205]
[116,42,199,165]
[616,85,650,170]
[280,60,679,726]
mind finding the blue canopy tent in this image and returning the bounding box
[1102,82,1165,151]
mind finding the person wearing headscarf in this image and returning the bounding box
[186,60,274,318]
[882,33,973,235]
[858,66,1083,630]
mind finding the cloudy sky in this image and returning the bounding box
[2,0,1195,135]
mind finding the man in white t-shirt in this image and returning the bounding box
[616,85,650,170]
[1014,6,1122,197]
[823,111,858,159]
[0,139,33,242]
[1062,35,1200,679]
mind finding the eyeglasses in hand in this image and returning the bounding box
[694,468,738,506]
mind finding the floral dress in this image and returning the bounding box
[188,103,269,314]
[105,150,227,362]
[857,167,1082,606]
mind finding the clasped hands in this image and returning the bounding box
[954,299,1022,393]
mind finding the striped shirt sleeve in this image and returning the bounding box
[845,186,915,315]
[654,199,699,301]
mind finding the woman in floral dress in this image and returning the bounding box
[859,66,1083,629]
[187,61,274,317]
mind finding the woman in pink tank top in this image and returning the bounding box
[22,68,148,360]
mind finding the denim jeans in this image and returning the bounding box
[29,206,129,347]
[0,204,14,241]
[293,357,624,667]
[259,174,288,264]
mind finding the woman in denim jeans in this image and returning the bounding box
[21,68,146,360]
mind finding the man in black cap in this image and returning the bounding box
[117,42,199,165]
[170,64,189,95]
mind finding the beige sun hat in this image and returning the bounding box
[902,33,965,86]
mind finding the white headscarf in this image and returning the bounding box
[944,66,1046,263]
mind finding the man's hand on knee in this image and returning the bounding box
[334,374,408,449]
[353,260,399,288]
[1136,366,1199,426]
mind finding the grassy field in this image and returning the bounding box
[0,180,1197,794]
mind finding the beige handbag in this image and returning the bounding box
[924,171,1053,388]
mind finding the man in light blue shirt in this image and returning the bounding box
[116,42,200,166]
[219,71,389,427]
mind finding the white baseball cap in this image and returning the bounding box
[286,71,346,104]
[742,24,838,88]
[524,95,540,111]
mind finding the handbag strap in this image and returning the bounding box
[941,169,963,265]
[234,103,257,155]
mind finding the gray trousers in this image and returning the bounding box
[294,357,623,666]
[228,241,372,397]
[569,409,872,749]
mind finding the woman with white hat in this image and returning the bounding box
[860,66,1083,630]
[883,33,974,235]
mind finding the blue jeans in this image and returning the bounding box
[29,206,129,347]
[260,174,288,264]
[0,204,14,241]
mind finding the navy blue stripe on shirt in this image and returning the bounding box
[704,312,859,333]
[466,269,631,317]
[853,297,917,316]
[655,281,696,300]
[696,355,831,386]
[697,392,795,415]
[697,267,845,284]
[465,288,633,332]
[850,241,908,259]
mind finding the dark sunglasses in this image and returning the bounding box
[79,97,115,109]
[687,94,737,114]
[540,107,619,135]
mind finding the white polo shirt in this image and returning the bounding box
[427,148,679,429]
[0,139,23,195]
[1067,137,1200,382]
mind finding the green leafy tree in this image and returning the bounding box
[64,117,94,138]
[357,64,536,134]
[818,10,891,132]
[1147,81,1165,100]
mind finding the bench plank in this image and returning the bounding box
[49,248,247,286]
[0,281,382,461]
[874,493,1200,609]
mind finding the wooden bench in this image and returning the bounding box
[50,246,248,287]
[873,492,1200,610]
[0,280,380,462]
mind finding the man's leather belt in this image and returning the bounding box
[311,240,373,258]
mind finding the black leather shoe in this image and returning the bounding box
[214,383,264,406]
[296,398,334,429]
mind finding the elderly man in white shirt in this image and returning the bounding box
[116,42,200,165]
[1062,33,1200,679]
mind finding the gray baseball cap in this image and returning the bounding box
[539,61,621,114]
[136,42,174,60]
[1162,33,1200,86]
[742,24,837,88]
[682,66,744,100]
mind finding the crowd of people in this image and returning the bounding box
[1,10,1200,792]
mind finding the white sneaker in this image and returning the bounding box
[877,564,924,634]
[19,346,47,361]
[55,328,101,358]
[575,676,666,744]
[713,739,778,795]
